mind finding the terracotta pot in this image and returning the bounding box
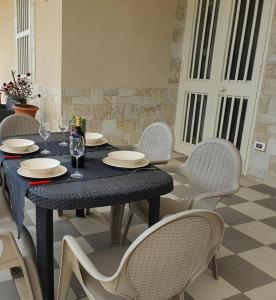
[12,104,39,118]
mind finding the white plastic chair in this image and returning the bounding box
[57,209,224,300]
[0,114,39,138]
[121,122,174,164]
[0,190,43,300]
[121,138,241,277]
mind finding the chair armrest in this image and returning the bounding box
[63,236,115,282]
[190,190,235,210]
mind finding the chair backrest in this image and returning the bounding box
[137,122,174,164]
[181,138,242,195]
[102,210,224,299]
[0,114,39,138]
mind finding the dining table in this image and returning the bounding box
[0,132,173,300]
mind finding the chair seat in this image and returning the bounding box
[85,275,128,300]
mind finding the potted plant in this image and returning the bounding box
[0,70,41,117]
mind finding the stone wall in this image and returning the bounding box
[247,4,276,185]
[60,0,186,144]
[61,87,178,144]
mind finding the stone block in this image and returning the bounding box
[118,89,136,96]
[247,149,271,181]
[103,89,118,96]
[91,89,104,104]
[72,96,91,105]
[101,119,118,134]
[62,88,91,97]
[266,139,276,156]
[76,104,91,117]
[111,104,125,120]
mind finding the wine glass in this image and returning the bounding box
[39,122,51,154]
[59,118,69,146]
[70,135,85,178]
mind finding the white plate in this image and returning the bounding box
[0,144,39,154]
[20,158,60,176]
[103,157,149,169]
[85,132,104,143]
[108,150,145,164]
[17,165,67,179]
[86,138,107,147]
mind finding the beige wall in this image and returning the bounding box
[0,0,15,82]
[35,0,62,88]
[62,0,177,89]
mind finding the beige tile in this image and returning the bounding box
[0,270,12,283]
[14,277,30,300]
[235,221,276,245]
[235,187,269,201]
[240,176,259,187]
[75,236,94,254]
[70,213,109,236]
[162,193,179,201]
[239,246,276,278]
[127,224,148,242]
[217,202,226,208]
[216,245,234,258]
[231,202,276,220]
[173,179,182,186]
[245,281,276,300]
[187,269,240,300]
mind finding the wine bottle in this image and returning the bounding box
[71,116,85,168]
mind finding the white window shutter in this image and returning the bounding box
[16,0,30,75]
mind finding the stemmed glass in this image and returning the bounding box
[70,135,85,178]
[39,122,51,154]
[59,118,69,146]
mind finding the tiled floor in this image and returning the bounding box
[1,154,276,299]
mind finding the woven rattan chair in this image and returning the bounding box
[120,122,174,164]
[57,209,224,300]
[0,190,43,300]
[85,122,174,218]
[0,114,39,138]
[121,138,241,277]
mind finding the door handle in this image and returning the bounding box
[219,86,226,92]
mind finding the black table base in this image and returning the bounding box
[36,207,54,300]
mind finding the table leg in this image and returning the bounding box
[36,206,54,300]
[148,197,160,227]
[110,204,125,244]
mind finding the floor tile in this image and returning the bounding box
[239,246,276,278]
[215,207,254,226]
[187,269,240,300]
[171,184,191,199]
[0,270,12,282]
[172,173,188,184]
[255,197,276,212]
[239,176,259,187]
[221,195,248,206]
[231,202,275,220]
[70,213,109,236]
[0,280,20,300]
[223,293,251,300]
[250,184,276,197]
[235,221,276,245]
[53,219,81,242]
[268,242,276,251]
[222,227,263,253]
[216,245,234,258]
[84,231,115,251]
[260,216,276,229]
[235,187,269,201]
[218,255,275,292]
[70,274,85,298]
[245,281,276,300]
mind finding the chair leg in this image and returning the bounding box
[58,210,63,217]
[120,212,134,245]
[211,253,219,280]
[57,246,73,300]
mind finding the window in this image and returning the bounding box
[16,0,31,75]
